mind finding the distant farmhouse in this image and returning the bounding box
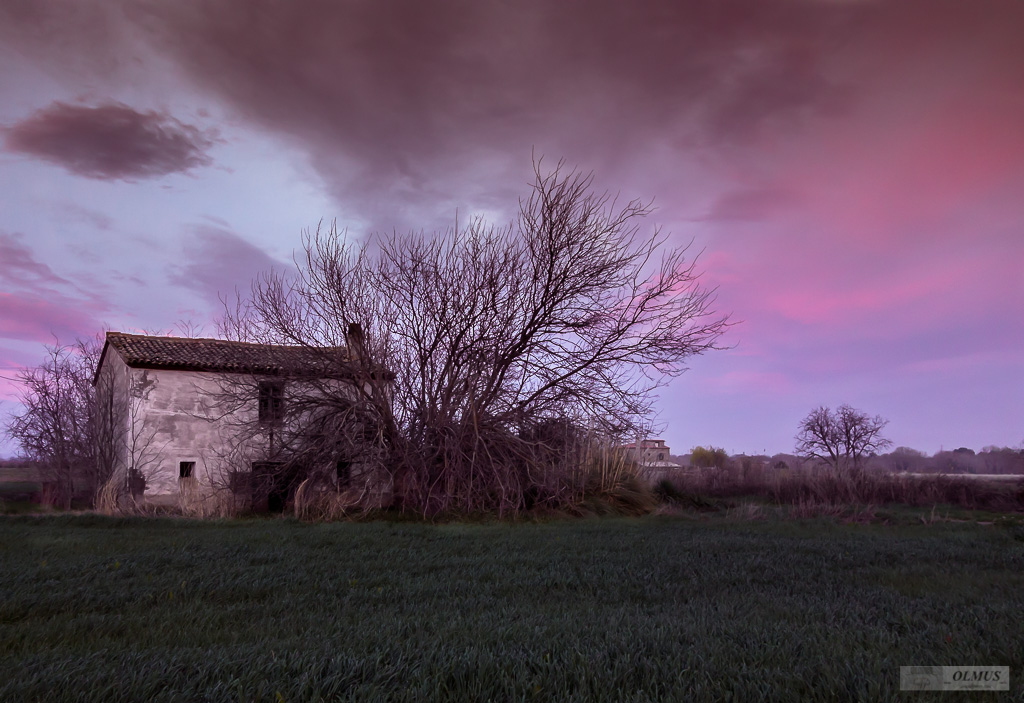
[621,438,678,465]
[620,438,683,481]
[92,330,390,512]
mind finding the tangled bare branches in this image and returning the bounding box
[4,338,124,507]
[795,404,892,472]
[221,160,730,515]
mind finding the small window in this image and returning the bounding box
[258,381,285,424]
[658,453,665,461]
[179,461,195,479]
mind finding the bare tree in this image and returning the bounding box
[795,404,892,472]
[220,159,731,515]
[4,336,166,509]
[5,340,107,506]
[882,446,927,473]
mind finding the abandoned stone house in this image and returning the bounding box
[92,330,391,511]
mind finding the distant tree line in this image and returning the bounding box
[670,404,1022,476]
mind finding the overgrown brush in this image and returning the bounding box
[571,474,658,517]
[394,427,656,519]
[657,467,1024,513]
[293,477,351,521]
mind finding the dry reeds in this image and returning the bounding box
[391,424,657,519]
[294,477,351,521]
[657,466,1024,513]
[94,476,123,516]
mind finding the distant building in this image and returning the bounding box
[620,439,680,468]
[619,439,682,483]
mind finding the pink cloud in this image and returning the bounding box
[0,233,115,346]
[0,349,32,403]
[798,106,1024,243]
[0,292,103,343]
[0,232,71,290]
[762,266,964,325]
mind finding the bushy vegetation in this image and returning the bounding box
[655,467,1024,516]
[1,515,1022,702]
[689,445,728,469]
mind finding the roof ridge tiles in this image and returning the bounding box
[102,330,349,376]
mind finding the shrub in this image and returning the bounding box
[690,446,728,468]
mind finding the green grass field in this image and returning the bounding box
[1,514,1022,702]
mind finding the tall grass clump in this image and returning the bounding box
[571,443,657,516]
[293,476,351,521]
[93,476,122,516]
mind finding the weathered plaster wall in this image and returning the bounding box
[94,348,131,480]
[127,367,264,501]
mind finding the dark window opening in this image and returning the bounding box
[658,453,664,461]
[179,461,195,478]
[336,460,352,488]
[258,381,285,424]
[127,468,146,498]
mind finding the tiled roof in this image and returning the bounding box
[100,332,348,377]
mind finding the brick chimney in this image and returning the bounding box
[345,322,366,365]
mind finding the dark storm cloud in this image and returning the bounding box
[5,0,1019,228]
[169,225,286,306]
[145,8,839,152]
[702,45,854,145]
[3,0,1023,231]
[3,102,216,180]
[115,0,858,230]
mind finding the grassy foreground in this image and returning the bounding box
[1,515,1022,702]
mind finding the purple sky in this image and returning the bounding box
[1,0,1021,457]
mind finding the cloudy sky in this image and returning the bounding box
[1,0,1021,457]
